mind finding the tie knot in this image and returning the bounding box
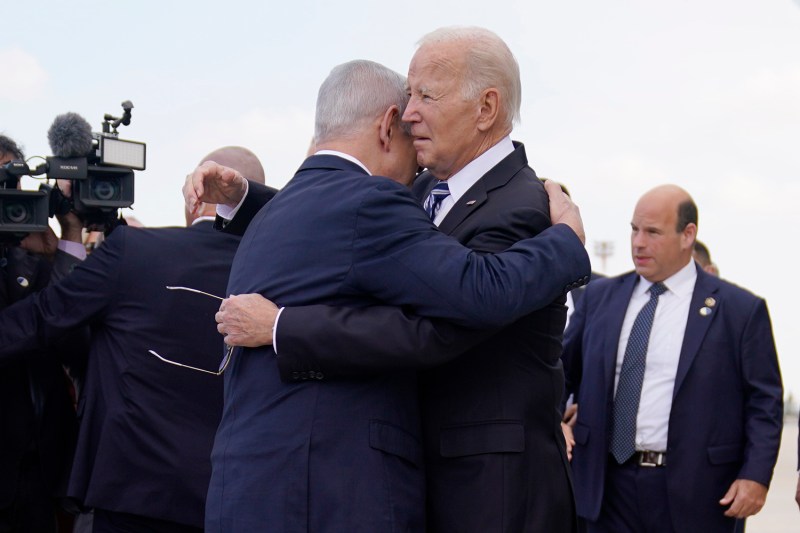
[424,181,451,221]
[649,282,667,298]
[430,181,450,197]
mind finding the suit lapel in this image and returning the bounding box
[673,266,719,399]
[438,142,529,236]
[603,273,638,399]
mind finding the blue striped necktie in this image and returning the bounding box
[610,281,668,464]
[423,181,450,221]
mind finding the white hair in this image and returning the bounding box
[418,26,522,129]
[314,60,409,144]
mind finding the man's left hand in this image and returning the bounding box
[216,293,278,347]
[719,479,768,518]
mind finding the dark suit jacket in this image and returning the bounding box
[271,143,580,532]
[0,247,81,509]
[0,221,250,527]
[562,264,783,532]
[205,153,590,532]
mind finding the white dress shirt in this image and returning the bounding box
[431,136,514,225]
[614,259,697,452]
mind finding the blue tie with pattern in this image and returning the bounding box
[610,281,668,464]
[423,181,450,221]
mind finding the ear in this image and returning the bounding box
[379,105,401,152]
[682,223,698,251]
[476,88,501,133]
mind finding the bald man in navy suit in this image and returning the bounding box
[562,185,782,533]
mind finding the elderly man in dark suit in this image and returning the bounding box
[0,147,274,532]
[562,185,782,532]
[203,28,581,533]
[184,56,590,531]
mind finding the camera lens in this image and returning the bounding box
[3,202,30,224]
[91,179,120,201]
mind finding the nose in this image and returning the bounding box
[631,230,645,249]
[402,97,420,123]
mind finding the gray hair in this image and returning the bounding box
[314,60,409,144]
[418,27,522,129]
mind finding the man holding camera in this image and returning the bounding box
[0,134,86,532]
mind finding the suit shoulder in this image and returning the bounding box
[711,276,767,305]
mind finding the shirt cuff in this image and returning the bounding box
[273,307,285,355]
[58,239,87,260]
[216,179,250,221]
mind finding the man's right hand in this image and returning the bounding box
[544,179,585,245]
[216,293,279,347]
[183,160,248,215]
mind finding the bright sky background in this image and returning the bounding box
[3,0,799,401]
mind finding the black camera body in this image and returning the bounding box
[0,102,146,241]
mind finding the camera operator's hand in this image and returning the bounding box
[20,227,59,260]
[183,161,248,215]
[54,180,83,243]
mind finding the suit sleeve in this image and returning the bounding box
[215,181,279,235]
[0,229,125,364]
[736,298,783,486]
[276,305,495,380]
[346,182,590,329]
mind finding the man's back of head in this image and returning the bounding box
[313,60,417,185]
[186,146,265,225]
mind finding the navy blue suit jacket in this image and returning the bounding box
[562,264,783,532]
[205,153,590,532]
[0,222,247,527]
[271,143,581,532]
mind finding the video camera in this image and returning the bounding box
[0,101,146,241]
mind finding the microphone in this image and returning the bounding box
[47,112,93,158]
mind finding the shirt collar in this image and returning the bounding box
[314,150,371,175]
[635,258,697,298]
[442,135,514,202]
[192,215,216,225]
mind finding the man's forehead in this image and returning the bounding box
[410,44,464,76]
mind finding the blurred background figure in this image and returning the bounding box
[0,145,275,533]
[693,240,720,277]
[1,134,86,532]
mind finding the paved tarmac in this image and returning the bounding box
[747,417,798,532]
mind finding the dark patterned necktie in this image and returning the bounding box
[423,181,450,221]
[610,281,668,464]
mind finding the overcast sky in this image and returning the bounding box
[3,0,799,400]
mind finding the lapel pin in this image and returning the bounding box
[699,307,712,317]
[16,276,29,288]
[465,200,477,206]
[705,297,716,307]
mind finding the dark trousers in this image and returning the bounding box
[586,456,675,533]
[93,509,202,533]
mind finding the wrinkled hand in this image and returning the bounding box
[719,479,768,518]
[216,294,279,347]
[20,227,59,259]
[544,179,585,245]
[183,160,248,216]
